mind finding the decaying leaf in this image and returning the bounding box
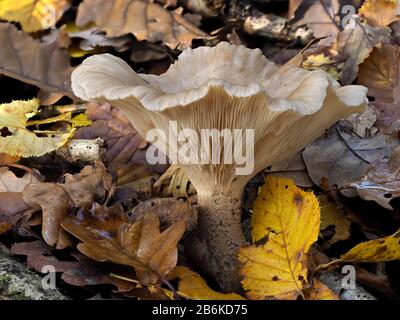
[11,240,135,292]
[168,266,245,300]
[304,279,340,300]
[329,229,400,264]
[358,44,400,129]
[301,53,340,80]
[238,176,320,300]
[0,23,74,97]
[332,19,390,85]
[0,99,74,157]
[74,103,166,184]
[350,146,400,210]
[319,194,351,245]
[0,167,40,192]
[154,165,195,198]
[76,0,208,49]
[61,211,185,285]
[23,163,113,247]
[359,0,400,27]
[130,197,197,231]
[0,0,72,32]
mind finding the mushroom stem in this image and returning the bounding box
[197,192,247,292]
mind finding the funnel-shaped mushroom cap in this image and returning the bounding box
[72,42,367,197]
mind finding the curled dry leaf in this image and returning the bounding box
[130,197,197,231]
[332,19,391,85]
[61,211,185,285]
[168,266,245,300]
[154,164,195,198]
[238,176,320,300]
[359,0,400,27]
[0,23,74,98]
[23,163,113,247]
[0,0,72,32]
[0,99,74,157]
[76,0,209,49]
[0,167,40,192]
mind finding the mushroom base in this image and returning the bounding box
[197,193,247,292]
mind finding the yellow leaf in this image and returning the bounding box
[239,176,320,299]
[168,267,246,300]
[319,194,350,245]
[0,0,72,32]
[338,230,400,263]
[305,280,340,300]
[71,113,92,128]
[0,99,74,157]
[302,54,340,80]
[359,0,400,27]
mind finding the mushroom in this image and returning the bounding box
[71,42,368,291]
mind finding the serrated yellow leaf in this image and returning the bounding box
[0,99,74,157]
[238,176,320,300]
[0,0,71,32]
[168,266,246,300]
[339,229,400,263]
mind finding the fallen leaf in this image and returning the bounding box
[76,0,208,49]
[319,194,351,245]
[0,0,71,32]
[168,266,245,300]
[305,279,340,300]
[350,146,400,209]
[332,19,390,85]
[23,162,113,247]
[154,165,195,198]
[61,211,185,285]
[359,0,400,27]
[238,176,320,299]
[0,99,74,157]
[130,197,197,231]
[358,44,400,129]
[332,229,400,263]
[0,22,74,98]
[74,103,166,183]
[0,167,40,192]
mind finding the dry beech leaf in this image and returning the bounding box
[238,176,320,300]
[0,99,74,157]
[0,167,40,192]
[333,19,390,85]
[305,279,340,300]
[319,194,350,245]
[0,0,71,32]
[76,0,208,49]
[168,266,245,300]
[23,163,113,247]
[75,103,166,184]
[0,23,74,97]
[358,44,400,128]
[331,229,400,264]
[11,240,135,292]
[61,211,185,285]
[359,0,400,27]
